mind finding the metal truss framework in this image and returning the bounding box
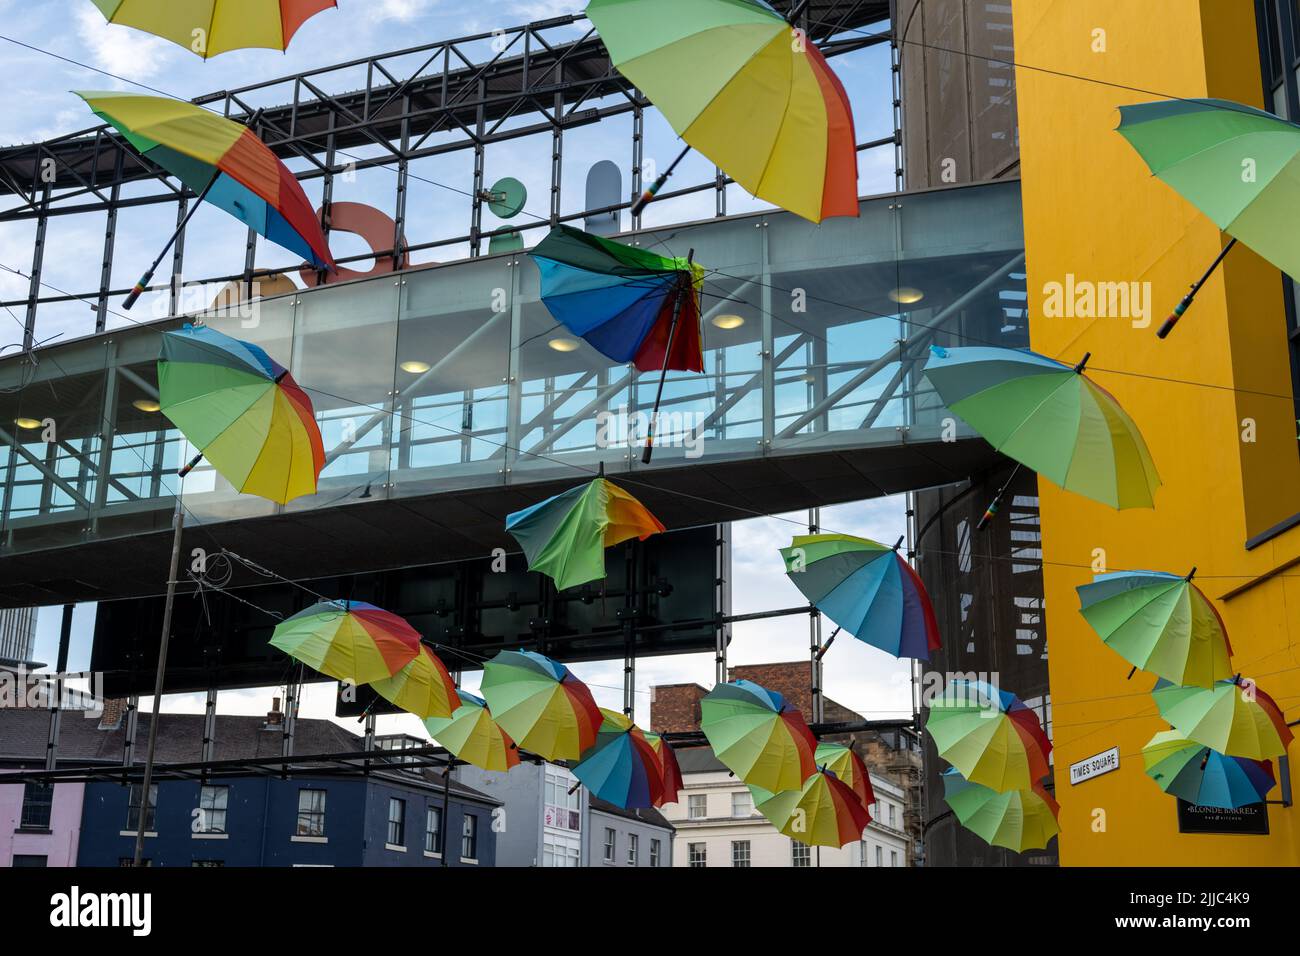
[0,1,891,345]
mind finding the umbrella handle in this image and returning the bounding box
[178,452,204,479]
[631,145,691,219]
[1157,238,1237,340]
[641,249,695,465]
[122,175,220,312]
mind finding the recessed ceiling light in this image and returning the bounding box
[400,360,431,374]
[711,314,745,330]
[14,417,41,430]
[889,287,925,305]
[548,337,579,353]
[133,399,161,413]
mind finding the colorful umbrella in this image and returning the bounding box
[423,690,520,773]
[1152,677,1293,760]
[749,767,872,849]
[925,679,1052,792]
[1142,730,1276,809]
[923,346,1160,514]
[572,709,665,809]
[643,730,684,807]
[269,599,421,684]
[700,680,817,792]
[1077,569,1232,687]
[159,323,324,503]
[814,741,875,811]
[587,0,858,223]
[91,1,336,58]
[1117,98,1300,336]
[780,534,940,661]
[76,91,334,308]
[479,651,603,761]
[505,477,664,590]
[942,769,1060,853]
[369,644,459,720]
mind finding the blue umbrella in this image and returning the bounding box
[1143,730,1276,809]
[571,708,664,809]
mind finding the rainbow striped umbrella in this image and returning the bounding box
[750,767,872,849]
[159,324,324,504]
[644,730,684,807]
[370,644,459,720]
[926,680,1052,792]
[1152,677,1293,760]
[506,478,665,591]
[424,691,520,773]
[814,741,875,811]
[1142,730,1276,809]
[480,651,602,761]
[573,709,665,809]
[700,680,817,792]
[942,769,1060,853]
[269,600,420,685]
[91,1,336,58]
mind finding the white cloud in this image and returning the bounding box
[74,5,176,82]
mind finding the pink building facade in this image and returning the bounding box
[0,781,84,867]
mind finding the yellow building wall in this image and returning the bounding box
[1009,0,1300,865]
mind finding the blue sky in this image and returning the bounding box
[9,1,910,733]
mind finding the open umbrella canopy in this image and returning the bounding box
[506,477,665,590]
[700,680,817,793]
[926,680,1052,793]
[269,599,420,685]
[423,691,520,773]
[573,709,665,809]
[1117,98,1300,282]
[159,324,325,503]
[1142,730,1276,809]
[586,0,858,223]
[531,225,706,373]
[942,769,1060,853]
[91,1,336,58]
[370,644,459,721]
[1152,678,1293,760]
[814,741,875,811]
[1077,570,1233,687]
[643,730,684,807]
[77,92,334,271]
[750,767,872,849]
[781,534,941,660]
[923,346,1160,510]
[480,651,603,761]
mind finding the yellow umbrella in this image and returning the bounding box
[91,1,337,58]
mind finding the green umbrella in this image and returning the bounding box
[1152,677,1293,760]
[699,680,817,792]
[942,769,1060,853]
[1117,98,1300,337]
[748,768,872,849]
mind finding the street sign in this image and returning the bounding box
[1069,746,1120,784]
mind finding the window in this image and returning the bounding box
[891,850,899,868]
[688,794,707,819]
[387,798,406,847]
[650,839,661,868]
[462,814,478,860]
[603,827,616,862]
[731,840,751,868]
[19,783,53,830]
[197,785,228,834]
[425,806,443,854]
[627,833,639,866]
[688,843,707,868]
[542,836,580,867]
[544,768,582,832]
[11,855,47,867]
[119,858,150,867]
[126,784,157,833]
[731,790,752,818]
[875,845,883,867]
[296,789,326,837]
[191,860,224,867]
[889,804,896,828]
[792,841,811,867]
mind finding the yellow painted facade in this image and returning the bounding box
[1010,0,1300,864]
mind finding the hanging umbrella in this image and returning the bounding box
[586,0,858,223]
[423,690,520,773]
[505,477,664,590]
[925,679,1052,792]
[923,346,1160,519]
[572,709,665,809]
[479,650,603,761]
[700,680,817,792]
[1077,569,1232,687]
[780,533,940,661]
[1142,730,1276,809]
[369,644,459,720]
[91,1,337,59]
[643,730,684,806]
[814,741,875,810]
[76,91,334,309]
[159,323,325,503]
[749,767,872,849]
[1152,677,1293,760]
[942,769,1060,853]
[1117,98,1300,336]
[269,599,421,685]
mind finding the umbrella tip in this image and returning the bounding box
[1073,352,1092,373]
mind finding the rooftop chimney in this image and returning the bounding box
[266,696,283,726]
